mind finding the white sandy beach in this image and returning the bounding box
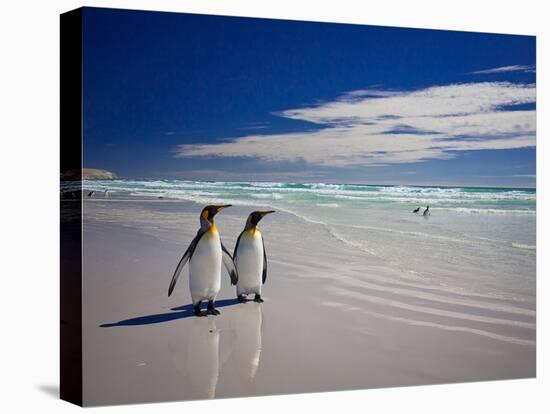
[81,198,535,406]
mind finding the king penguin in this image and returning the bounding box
[168,205,238,316]
[234,210,275,303]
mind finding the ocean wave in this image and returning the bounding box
[316,203,340,208]
[84,179,535,213]
[325,227,378,256]
[511,243,536,250]
[250,193,284,200]
[272,205,378,256]
[128,191,268,209]
[86,178,534,194]
[437,207,535,215]
[341,222,535,253]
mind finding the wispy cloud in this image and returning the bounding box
[237,122,271,131]
[175,82,536,168]
[470,64,535,75]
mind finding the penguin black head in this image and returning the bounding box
[247,210,275,227]
[201,204,231,223]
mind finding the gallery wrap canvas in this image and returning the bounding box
[60,7,536,407]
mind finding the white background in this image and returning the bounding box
[0,0,547,412]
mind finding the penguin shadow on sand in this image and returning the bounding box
[99,298,240,327]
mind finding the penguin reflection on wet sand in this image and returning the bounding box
[232,303,263,383]
[183,317,220,398]
[168,205,238,316]
[234,210,275,303]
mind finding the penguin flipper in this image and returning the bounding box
[262,235,268,284]
[233,231,243,261]
[221,242,238,285]
[168,229,204,296]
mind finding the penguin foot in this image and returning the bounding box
[193,305,206,317]
[237,295,247,303]
[207,301,221,315]
[253,294,264,303]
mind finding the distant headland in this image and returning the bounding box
[61,168,118,181]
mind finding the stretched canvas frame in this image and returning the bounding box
[60,7,536,407]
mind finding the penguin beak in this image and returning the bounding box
[215,204,232,212]
[255,210,275,223]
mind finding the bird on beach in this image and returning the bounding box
[234,211,275,303]
[412,207,420,213]
[88,191,95,197]
[423,205,430,216]
[168,205,238,316]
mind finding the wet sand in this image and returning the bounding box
[81,199,535,406]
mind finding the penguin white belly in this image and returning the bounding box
[236,230,263,296]
[189,230,222,304]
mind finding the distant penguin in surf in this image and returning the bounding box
[423,205,430,216]
[104,190,109,198]
[234,211,275,303]
[412,207,420,213]
[88,191,95,197]
[168,205,238,316]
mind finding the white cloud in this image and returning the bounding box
[470,64,535,75]
[175,82,536,167]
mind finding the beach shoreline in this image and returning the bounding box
[81,198,535,406]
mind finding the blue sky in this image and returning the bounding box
[83,7,536,187]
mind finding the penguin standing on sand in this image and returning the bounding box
[234,211,275,303]
[423,205,430,216]
[168,205,238,316]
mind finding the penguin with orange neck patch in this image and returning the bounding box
[168,205,238,316]
[234,210,275,303]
